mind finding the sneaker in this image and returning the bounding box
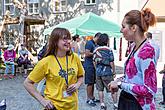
[86,99,96,106]
[159,101,165,105]
[3,74,8,79]
[92,98,100,103]
[113,103,118,109]
[9,74,14,79]
[100,103,106,110]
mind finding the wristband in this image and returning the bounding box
[117,81,122,89]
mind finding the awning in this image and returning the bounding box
[43,12,121,37]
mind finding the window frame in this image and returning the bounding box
[51,0,67,14]
[4,2,15,16]
[27,0,40,15]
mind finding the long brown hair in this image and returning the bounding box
[45,28,72,57]
[124,8,156,33]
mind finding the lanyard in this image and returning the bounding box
[124,39,147,73]
[54,55,69,86]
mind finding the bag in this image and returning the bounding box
[96,64,112,76]
[118,90,143,110]
[93,46,114,76]
[0,99,6,110]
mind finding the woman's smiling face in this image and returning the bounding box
[57,35,71,52]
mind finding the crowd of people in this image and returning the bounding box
[0,43,31,79]
[24,8,164,110]
[0,7,164,110]
[23,8,164,110]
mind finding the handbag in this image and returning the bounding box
[0,99,6,110]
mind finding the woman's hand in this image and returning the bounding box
[40,99,55,110]
[108,81,119,94]
[66,83,78,95]
[112,72,116,78]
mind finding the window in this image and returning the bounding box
[50,0,67,13]
[27,0,39,14]
[4,0,15,15]
[85,0,96,5]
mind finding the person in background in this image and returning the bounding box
[38,43,48,61]
[71,34,80,54]
[159,64,165,105]
[84,32,101,106]
[24,28,84,110]
[109,8,159,110]
[17,44,30,78]
[146,32,160,63]
[93,33,118,110]
[3,44,16,79]
[125,41,133,57]
[78,36,86,61]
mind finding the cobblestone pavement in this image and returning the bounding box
[0,75,165,110]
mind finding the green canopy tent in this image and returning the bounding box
[43,12,121,37]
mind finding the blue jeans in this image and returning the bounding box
[5,61,15,75]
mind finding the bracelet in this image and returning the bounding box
[117,81,122,89]
[112,72,116,75]
[108,82,111,87]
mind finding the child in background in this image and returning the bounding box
[3,44,16,79]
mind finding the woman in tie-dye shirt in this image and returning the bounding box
[109,8,160,110]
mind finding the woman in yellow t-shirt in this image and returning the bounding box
[24,28,84,110]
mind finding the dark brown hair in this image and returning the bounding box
[146,32,152,39]
[124,8,156,33]
[97,33,109,46]
[45,28,71,57]
[72,34,79,41]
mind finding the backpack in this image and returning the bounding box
[93,46,114,76]
[38,44,47,60]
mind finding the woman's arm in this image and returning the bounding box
[24,78,55,109]
[76,76,83,88]
[24,54,28,60]
[110,62,115,73]
[85,49,93,57]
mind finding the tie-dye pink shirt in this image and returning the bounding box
[121,40,160,110]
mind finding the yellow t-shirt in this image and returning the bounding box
[28,53,84,110]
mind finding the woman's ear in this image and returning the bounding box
[131,24,137,32]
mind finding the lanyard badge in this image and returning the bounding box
[55,55,68,86]
[58,69,68,86]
